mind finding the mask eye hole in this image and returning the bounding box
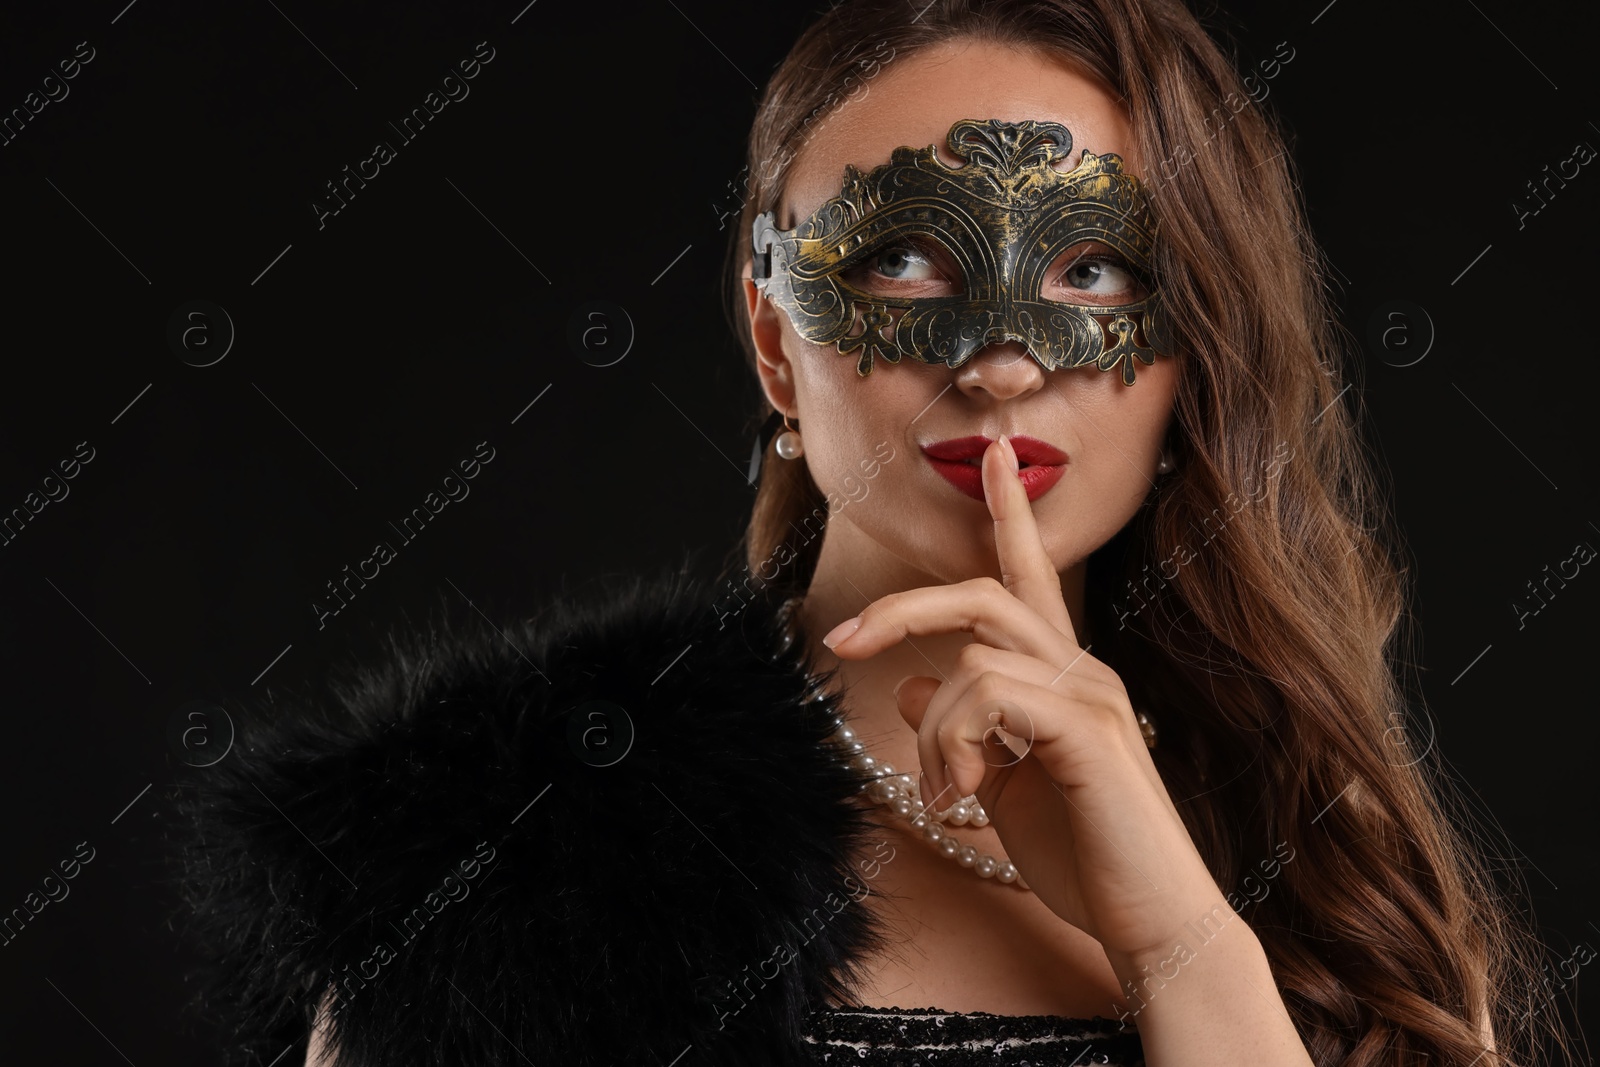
[1043,242,1149,306]
[839,235,965,297]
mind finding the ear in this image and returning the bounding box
[744,277,797,417]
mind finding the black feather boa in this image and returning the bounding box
[169,566,894,1066]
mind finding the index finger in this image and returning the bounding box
[982,434,1077,644]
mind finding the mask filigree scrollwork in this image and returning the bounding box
[753,118,1175,383]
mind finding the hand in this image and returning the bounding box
[822,435,1226,961]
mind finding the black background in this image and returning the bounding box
[0,0,1595,1061]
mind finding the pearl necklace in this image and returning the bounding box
[825,712,1033,890]
[777,596,1033,891]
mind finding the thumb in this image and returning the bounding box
[893,675,942,731]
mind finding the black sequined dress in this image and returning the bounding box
[804,1006,1146,1065]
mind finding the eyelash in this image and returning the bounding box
[843,244,945,281]
[845,243,1146,293]
[1054,252,1137,288]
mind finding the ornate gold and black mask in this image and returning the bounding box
[752,118,1174,384]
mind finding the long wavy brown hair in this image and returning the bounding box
[718,2,1587,1065]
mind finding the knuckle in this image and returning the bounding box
[971,670,1009,705]
[954,642,991,677]
[966,575,1006,602]
[1093,700,1132,740]
[935,713,962,749]
[868,591,902,617]
[1090,659,1125,687]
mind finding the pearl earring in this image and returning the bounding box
[1156,450,1174,475]
[775,411,804,460]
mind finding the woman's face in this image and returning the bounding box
[746,38,1180,587]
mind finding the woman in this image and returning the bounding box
[174,2,1581,1065]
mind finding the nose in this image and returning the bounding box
[953,340,1046,402]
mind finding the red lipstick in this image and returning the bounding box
[920,435,1068,503]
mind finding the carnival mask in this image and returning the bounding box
[752,118,1174,384]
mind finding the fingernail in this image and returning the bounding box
[893,675,914,698]
[919,771,933,809]
[822,615,862,649]
[1000,433,1019,472]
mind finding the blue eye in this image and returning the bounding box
[840,239,962,294]
[1063,257,1135,293]
[872,246,940,280]
[1047,245,1146,304]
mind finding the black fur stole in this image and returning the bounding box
[169,565,892,1066]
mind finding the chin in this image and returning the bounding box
[921,543,1008,586]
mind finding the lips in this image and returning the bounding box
[920,435,1068,503]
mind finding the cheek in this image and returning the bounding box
[784,335,987,563]
[1089,357,1180,458]
[1130,360,1180,451]
[1054,358,1178,452]
[787,334,932,465]
[787,341,890,480]
[1037,361,1178,534]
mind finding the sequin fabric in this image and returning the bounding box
[803,1006,1145,1065]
